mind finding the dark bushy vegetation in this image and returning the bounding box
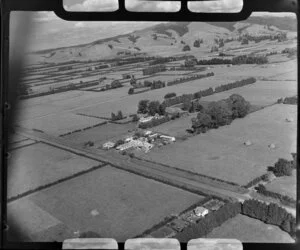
[128,88,134,95]
[241,199,296,237]
[164,93,177,99]
[243,173,270,188]
[143,64,167,75]
[167,72,214,87]
[214,77,256,93]
[175,202,241,242]
[272,158,293,177]
[191,94,250,134]
[197,56,268,65]
[283,96,297,105]
[138,99,166,116]
[149,57,175,65]
[182,45,191,51]
[138,116,170,129]
[111,110,124,121]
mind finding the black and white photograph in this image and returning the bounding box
[5,0,297,244]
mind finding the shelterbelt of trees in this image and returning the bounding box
[197,55,268,65]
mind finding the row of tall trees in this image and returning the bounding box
[241,199,296,236]
[167,72,214,86]
[197,55,268,65]
[214,77,256,93]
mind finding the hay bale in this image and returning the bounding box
[268,143,276,149]
[244,140,252,146]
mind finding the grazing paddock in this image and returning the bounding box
[264,170,296,200]
[8,142,100,199]
[206,214,294,243]
[202,80,297,106]
[20,113,106,136]
[19,166,204,241]
[63,122,137,147]
[140,104,297,186]
[151,113,197,138]
[76,77,227,118]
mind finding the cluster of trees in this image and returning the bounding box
[191,94,251,134]
[142,64,167,75]
[116,56,151,66]
[256,184,296,207]
[283,96,297,105]
[138,100,166,116]
[167,73,214,87]
[214,77,256,93]
[271,158,295,177]
[175,202,241,242]
[111,110,124,121]
[164,92,177,99]
[241,199,296,236]
[138,116,170,129]
[101,80,122,91]
[281,47,297,57]
[182,45,191,51]
[215,38,224,48]
[193,39,204,48]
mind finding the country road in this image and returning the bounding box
[14,127,296,217]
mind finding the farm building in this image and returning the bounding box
[139,116,154,123]
[160,135,176,142]
[116,139,153,152]
[194,206,209,217]
[102,141,115,150]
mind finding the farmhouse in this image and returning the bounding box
[116,139,153,152]
[194,206,209,217]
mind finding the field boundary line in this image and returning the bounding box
[7,163,107,203]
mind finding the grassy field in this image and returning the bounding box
[63,122,137,147]
[264,170,296,200]
[140,104,297,186]
[8,142,100,199]
[11,165,204,242]
[20,113,106,136]
[202,80,297,106]
[206,214,294,243]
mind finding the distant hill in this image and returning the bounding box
[26,16,297,64]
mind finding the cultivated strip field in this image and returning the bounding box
[8,142,101,199]
[206,214,294,243]
[9,165,204,241]
[140,104,297,186]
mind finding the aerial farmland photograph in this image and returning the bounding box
[7,8,297,244]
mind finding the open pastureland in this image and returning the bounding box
[9,165,205,241]
[8,142,101,199]
[206,214,294,243]
[63,122,137,147]
[264,170,296,200]
[201,80,297,106]
[140,104,297,186]
[19,113,106,136]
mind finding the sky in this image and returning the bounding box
[11,0,296,52]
